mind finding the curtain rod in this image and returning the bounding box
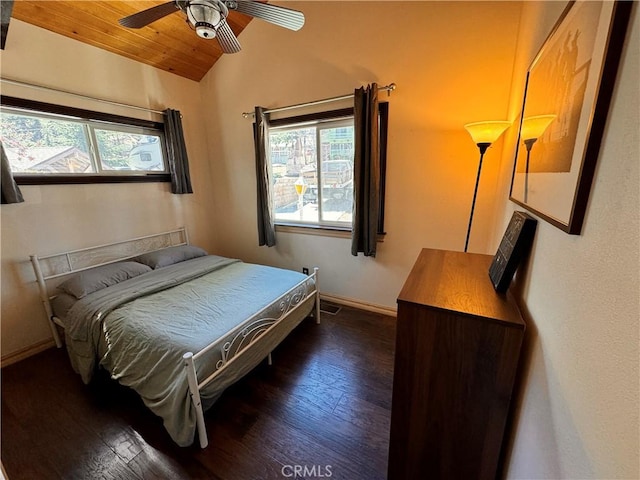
[242,83,397,118]
[0,77,165,116]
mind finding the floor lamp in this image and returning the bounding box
[463,121,511,253]
[521,115,556,203]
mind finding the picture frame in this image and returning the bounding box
[509,1,632,234]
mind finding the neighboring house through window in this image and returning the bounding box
[267,103,388,232]
[0,96,168,184]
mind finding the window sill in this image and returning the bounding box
[275,224,351,239]
[275,223,386,242]
[15,174,170,185]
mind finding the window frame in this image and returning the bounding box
[267,102,388,234]
[0,96,170,185]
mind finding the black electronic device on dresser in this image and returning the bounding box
[388,248,526,480]
[489,211,537,293]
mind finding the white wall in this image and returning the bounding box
[493,2,639,478]
[200,1,523,311]
[0,20,216,361]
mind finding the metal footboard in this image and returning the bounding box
[183,267,320,448]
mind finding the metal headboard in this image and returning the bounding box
[30,227,188,347]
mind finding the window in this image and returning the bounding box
[267,104,388,231]
[0,96,169,184]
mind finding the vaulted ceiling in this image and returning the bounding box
[10,1,256,81]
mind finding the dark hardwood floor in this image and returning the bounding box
[1,306,396,480]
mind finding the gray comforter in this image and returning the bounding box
[63,255,314,446]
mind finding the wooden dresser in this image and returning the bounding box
[388,248,525,480]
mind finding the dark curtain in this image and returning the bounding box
[1,141,24,204]
[254,106,276,247]
[351,83,379,257]
[163,108,193,194]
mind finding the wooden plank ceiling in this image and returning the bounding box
[11,1,255,81]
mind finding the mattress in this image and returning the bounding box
[56,255,315,446]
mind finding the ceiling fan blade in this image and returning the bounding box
[216,20,242,54]
[232,1,305,31]
[119,1,179,29]
[1,0,13,50]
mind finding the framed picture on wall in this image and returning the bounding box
[509,1,632,234]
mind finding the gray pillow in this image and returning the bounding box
[57,261,152,299]
[134,245,207,269]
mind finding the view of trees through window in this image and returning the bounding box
[1,109,165,174]
[269,118,354,228]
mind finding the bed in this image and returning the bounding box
[30,228,319,448]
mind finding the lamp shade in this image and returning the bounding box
[521,115,556,140]
[187,1,221,39]
[464,121,511,145]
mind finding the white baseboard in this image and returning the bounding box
[320,293,397,317]
[1,338,56,368]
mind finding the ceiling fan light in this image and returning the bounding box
[187,2,221,39]
[195,24,217,39]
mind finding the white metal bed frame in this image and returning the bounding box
[30,227,320,448]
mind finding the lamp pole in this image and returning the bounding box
[523,138,537,203]
[464,142,490,253]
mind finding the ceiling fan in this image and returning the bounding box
[118,0,305,54]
